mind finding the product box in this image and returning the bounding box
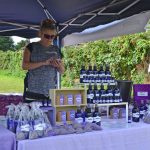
[67,110,75,121]
[110,107,120,119]
[64,94,73,105]
[56,95,64,105]
[133,84,150,105]
[119,108,126,118]
[57,111,66,122]
[74,94,82,105]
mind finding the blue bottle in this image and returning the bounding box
[93,64,98,79]
[132,102,140,122]
[80,65,86,83]
[105,64,111,79]
[113,83,121,103]
[85,105,93,123]
[75,106,84,124]
[94,83,99,97]
[99,84,106,103]
[93,104,101,126]
[87,84,94,104]
[98,65,105,83]
[106,83,113,101]
[139,100,146,119]
[128,103,133,123]
[87,65,93,83]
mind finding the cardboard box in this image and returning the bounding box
[56,95,64,105]
[64,94,74,105]
[57,111,66,122]
[67,110,75,121]
[133,84,150,105]
[74,94,82,105]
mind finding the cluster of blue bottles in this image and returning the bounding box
[80,64,115,84]
[87,83,122,104]
[75,105,101,126]
[128,100,149,123]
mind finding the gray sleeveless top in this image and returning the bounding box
[27,42,61,97]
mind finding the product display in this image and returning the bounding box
[80,64,122,104]
[87,83,122,104]
[50,88,87,125]
[6,102,52,140]
[80,64,115,84]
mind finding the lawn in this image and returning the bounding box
[0,74,24,93]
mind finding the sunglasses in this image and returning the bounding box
[43,33,56,39]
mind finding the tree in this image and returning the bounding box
[15,40,28,50]
[0,36,15,51]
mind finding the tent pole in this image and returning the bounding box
[57,25,61,89]
[36,0,56,22]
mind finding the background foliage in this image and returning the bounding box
[62,32,150,87]
[0,32,150,89]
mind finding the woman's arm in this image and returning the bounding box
[22,47,50,70]
[56,59,65,74]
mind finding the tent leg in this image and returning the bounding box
[56,26,61,89]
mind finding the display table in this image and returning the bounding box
[0,125,16,150]
[18,119,150,150]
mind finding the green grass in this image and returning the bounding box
[0,74,24,93]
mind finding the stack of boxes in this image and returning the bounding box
[56,93,82,123]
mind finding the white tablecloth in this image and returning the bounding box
[0,125,16,150]
[18,121,150,150]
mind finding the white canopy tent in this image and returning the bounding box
[63,11,150,46]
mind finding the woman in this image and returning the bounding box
[22,19,65,101]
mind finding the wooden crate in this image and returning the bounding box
[49,88,87,125]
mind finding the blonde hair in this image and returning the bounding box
[40,19,56,31]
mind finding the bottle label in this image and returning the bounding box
[140,110,145,115]
[80,74,83,78]
[106,74,111,77]
[21,124,30,132]
[93,99,96,104]
[93,116,101,122]
[75,117,83,124]
[119,98,122,102]
[101,94,105,97]
[107,93,113,96]
[132,112,140,118]
[85,117,93,123]
[99,100,102,103]
[90,93,94,99]
[34,123,44,131]
[87,94,91,99]
[96,93,99,97]
[115,93,120,96]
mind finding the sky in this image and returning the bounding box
[12,36,39,44]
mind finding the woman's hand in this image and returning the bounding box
[50,59,65,74]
